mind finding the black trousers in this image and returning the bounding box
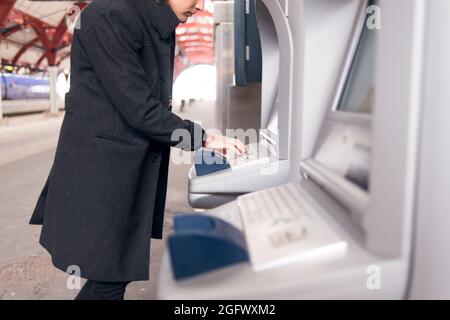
[75,280,131,300]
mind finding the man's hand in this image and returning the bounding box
[203,135,246,158]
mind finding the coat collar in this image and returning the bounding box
[130,0,180,39]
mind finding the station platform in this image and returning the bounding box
[1,100,64,116]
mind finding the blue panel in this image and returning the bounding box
[194,148,231,176]
[234,0,247,86]
[168,214,249,280]
[234,0,262,86]
[245,0,263,83]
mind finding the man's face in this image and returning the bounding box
[167,0,205,23]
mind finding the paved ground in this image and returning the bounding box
[0,101,215,300]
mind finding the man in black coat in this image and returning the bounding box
[29,0,245,300]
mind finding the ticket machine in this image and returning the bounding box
[188,0,294,209]
[158,0,450,299]
[189,0,365,209]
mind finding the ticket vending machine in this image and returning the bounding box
[158,0,450,299]
[189,0,364,209]
[188,0,294,209]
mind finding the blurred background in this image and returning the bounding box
[0,0,220,300]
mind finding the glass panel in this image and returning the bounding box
[338,8,377,114]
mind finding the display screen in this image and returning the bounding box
[337,8,377,114]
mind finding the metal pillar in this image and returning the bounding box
[0,0,16,26]
[48,66,59,114]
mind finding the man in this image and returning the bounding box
[30,0,244,300]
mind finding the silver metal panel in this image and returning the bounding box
[293,0,367,167]
[188,160,290,193]
[215,22,235,131]
[257,0,294,159]
[409,0,450,299]
[255,2,279,130]
[277,0,289,16]
[158,0,430,299]
[188,193,239,209]
[157,180,407,299]
[300,158,369,215]
[364,0,426,257]
[187,0,294,209]
[286,0,304,180]
[298,0,371,216]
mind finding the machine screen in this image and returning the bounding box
[337,8,376,114]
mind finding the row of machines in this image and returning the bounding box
[158,0,450,299]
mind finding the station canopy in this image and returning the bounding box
[0,0,214,77]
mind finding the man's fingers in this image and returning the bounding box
[224,144,238,158]
[205,136,247,158]
[235,140,246,154]
[228,138,245,155]
[232,145,241,157]
[230,142,245,157]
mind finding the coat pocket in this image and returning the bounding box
[93,133,147,149]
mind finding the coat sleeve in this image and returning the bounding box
[76,6,206,151]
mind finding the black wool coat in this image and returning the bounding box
[29,0,206,282]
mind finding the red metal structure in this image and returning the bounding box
[174,8,214,80]
[1,1,87,71]
[1,0,214,78]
